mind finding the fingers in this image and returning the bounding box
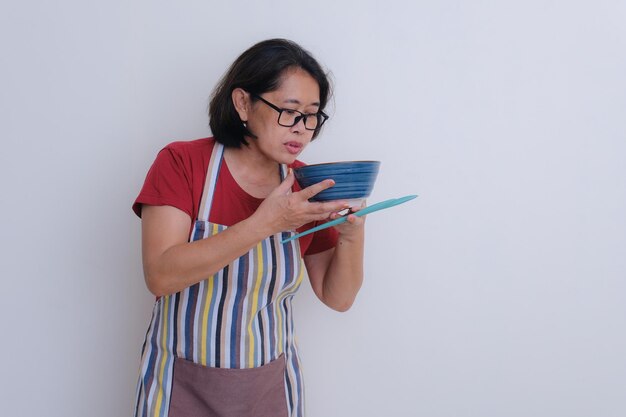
[299,179,336,201]
[328,211,365,227]
[345,201,367,224]
[270,169,296,196]
[329,200,368,222]
[345,213,365,224]
[329,211,345,220]
[347,200,367,213]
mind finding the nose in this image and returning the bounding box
[289,115,307,133]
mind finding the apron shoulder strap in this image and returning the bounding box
[197,141,225,222]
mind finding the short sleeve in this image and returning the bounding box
[132,146,194,219]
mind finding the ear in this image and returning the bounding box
[231,88,250,122]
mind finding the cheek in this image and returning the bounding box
[250,123,287,147]
[247,112,273,135]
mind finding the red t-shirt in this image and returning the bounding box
[133,138,338,256]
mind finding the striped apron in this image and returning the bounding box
[134,143,306,417]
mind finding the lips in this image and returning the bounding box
[284,141,303,155]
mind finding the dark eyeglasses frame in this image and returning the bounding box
[250,93,329,131]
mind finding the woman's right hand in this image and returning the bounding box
[252,170,349,236]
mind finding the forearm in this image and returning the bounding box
[142,174,348,297]
[144,217,269,296]
[320,229,365,311]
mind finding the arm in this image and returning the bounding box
[141,172,349,296]
[142,205,269,296]
[304,210,365,312]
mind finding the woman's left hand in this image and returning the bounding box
[328,201,366,239]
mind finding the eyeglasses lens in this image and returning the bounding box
[278,111,321,130]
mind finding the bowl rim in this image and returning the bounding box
[294,160,380,170]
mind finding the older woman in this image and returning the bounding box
[132,38,365,417]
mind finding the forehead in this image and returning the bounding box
[270,68,320,104]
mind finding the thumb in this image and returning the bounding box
[270,168,296,196]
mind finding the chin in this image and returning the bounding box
[278,149,303,164]
[280,154,299,165]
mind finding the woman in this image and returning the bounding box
[132,39,365,417]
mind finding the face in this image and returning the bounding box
[237,67,321,164]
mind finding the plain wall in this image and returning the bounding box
[1,1,625,416]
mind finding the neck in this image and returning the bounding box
[223,142,281,197]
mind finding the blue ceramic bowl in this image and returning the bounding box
[293,161,381,202]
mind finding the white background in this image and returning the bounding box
[2,1,625,416]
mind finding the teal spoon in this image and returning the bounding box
[280,194,418,244]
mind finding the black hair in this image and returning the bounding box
[209,38,331,148]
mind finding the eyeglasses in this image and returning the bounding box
[251,93,329,131]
